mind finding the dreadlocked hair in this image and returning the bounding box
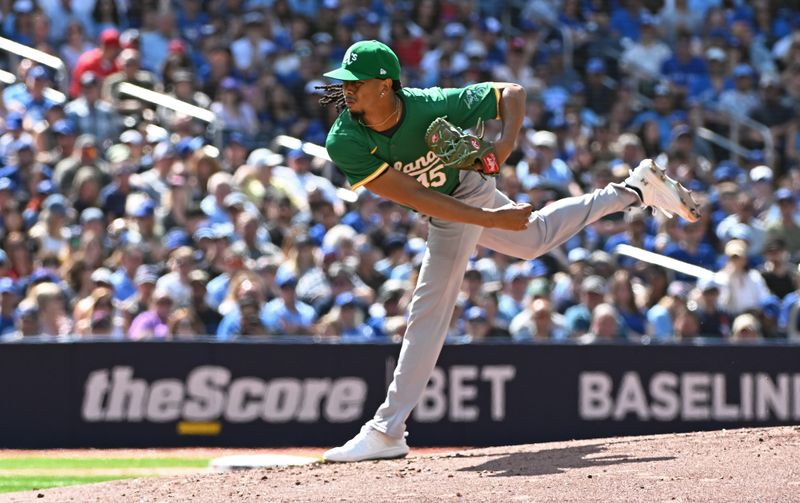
[316,80,403,113]
[317,83,346,112]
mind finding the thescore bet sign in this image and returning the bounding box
[81,364,516,425]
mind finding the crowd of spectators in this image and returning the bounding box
[1,0,800,343]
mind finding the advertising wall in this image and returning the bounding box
[2,341,799,448]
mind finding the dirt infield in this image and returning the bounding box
[3,427,799,503]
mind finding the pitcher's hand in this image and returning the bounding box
[484,202,533,230]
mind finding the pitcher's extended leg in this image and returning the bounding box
[369,216,485,438]
[479,183,638,259]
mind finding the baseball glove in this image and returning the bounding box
[425,117,500,176]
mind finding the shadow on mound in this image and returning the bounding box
[457,443,675,477]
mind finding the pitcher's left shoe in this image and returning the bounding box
[323,424,409,463]
[624,159,701,222]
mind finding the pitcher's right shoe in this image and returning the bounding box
[323,424,409,462]
[624,159,701,222]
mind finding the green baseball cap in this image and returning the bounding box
[323,40,401,81]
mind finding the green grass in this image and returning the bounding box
[0,457,211,493]
[0,475,138,493]
[0,457,209,470]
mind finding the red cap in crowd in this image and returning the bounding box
[169,39,186,54]
[100,28,121,47]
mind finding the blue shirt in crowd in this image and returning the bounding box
[205,273,231,310]
[340,324,377,341]
[661,56,709,98]
[516,158,575,192]
[262,298,317,334]
[110,268,136,301]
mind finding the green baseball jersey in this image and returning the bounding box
[325,82,501,193]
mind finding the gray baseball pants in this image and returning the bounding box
[368,170,639,439]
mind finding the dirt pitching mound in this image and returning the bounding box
[3,427,799,503]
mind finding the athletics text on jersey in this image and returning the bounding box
[325,83,501,194]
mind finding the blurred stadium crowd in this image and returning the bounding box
[0,0,800,342]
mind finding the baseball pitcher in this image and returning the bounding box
[319,40,700,462]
